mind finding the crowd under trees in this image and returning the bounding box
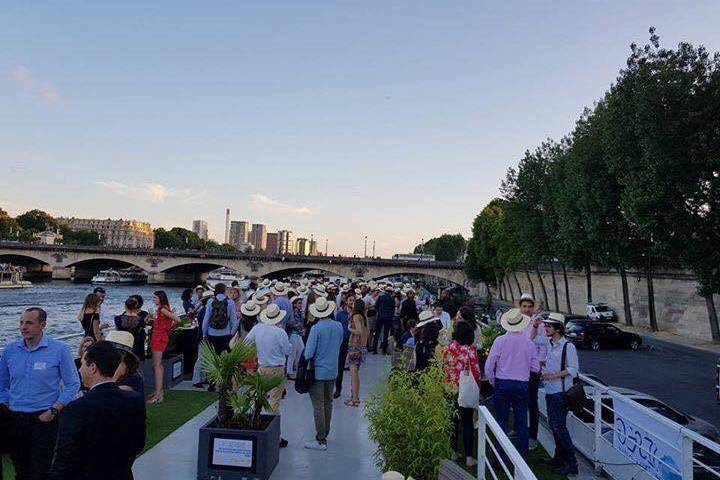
[464,29,720,339]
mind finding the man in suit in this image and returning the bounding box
[49,341,146,480]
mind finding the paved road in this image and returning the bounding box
[578,342,720,429]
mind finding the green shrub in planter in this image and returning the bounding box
[366,364,453,480]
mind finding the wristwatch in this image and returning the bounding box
[48,406,59,417]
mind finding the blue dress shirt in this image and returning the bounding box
[0,334,81,412]
[304,319,344,381]
[334,310,351,340]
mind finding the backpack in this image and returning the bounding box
[208,298,229,330]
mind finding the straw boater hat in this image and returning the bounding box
[354,288,362,296]
[201,290,215,300]
[260,279,272,288]
[253,293,269,305]
[296,285,309,296]
[300,278,310,286]
[544,312,565,325]
[259,304,286,325]
[416,310,439,328]
[312,285,328,297]
[240,300,262,317]
[270,282,289,296]
[501,308,531,332]
[309,297,336,318]
[105,331,136,357]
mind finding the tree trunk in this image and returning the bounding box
[550,261,560,312]
[505,273,515,302]
[585,260,593,304]
[536,266,549,310]
[524,267,536,299]
[646,263,658,332]
[619,264,633,326]
[494,271,502,300]
[512,271,522,299]
[484,282,493,310]
[562,261,572,314]
[705,294,720,342]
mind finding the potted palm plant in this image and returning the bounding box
[196,340,283,480]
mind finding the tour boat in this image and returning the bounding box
[0,265,32,289]
[91,267,148,284]
[207,267,249,289]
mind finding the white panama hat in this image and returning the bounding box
[416,310,439,328]
[501,308,531,332]
[296,285,310,296]
[545,312,566,324]
[270,282,289,296]
[105,330,136,356]
[259,304,286,325]
[260,279,272,288]
[240,300,262,317]
[253,293,269,305]
[309,297,336,318]
[519,293,535,304]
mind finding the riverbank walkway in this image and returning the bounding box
[133,354,389,480]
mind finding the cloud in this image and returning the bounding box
[95,181,205,203]
[10,66,63,105]
[250,193,313,215]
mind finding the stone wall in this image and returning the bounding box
[495,267,718,342]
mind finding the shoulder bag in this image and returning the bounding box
[294,350,315,394]
[560,341,586,415]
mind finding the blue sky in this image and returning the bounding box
[2,1,719,257]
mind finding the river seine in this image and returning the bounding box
[0,281,186,349]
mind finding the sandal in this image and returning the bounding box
[344,399,355,407]
[147,397,163,405]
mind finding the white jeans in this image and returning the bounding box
[286,333,305,376]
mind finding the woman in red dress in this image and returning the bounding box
[147,290,180,404]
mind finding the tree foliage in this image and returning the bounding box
[413,234,466,262]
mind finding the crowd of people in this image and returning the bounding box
[0,274,580,479]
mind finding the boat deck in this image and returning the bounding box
[133,354,389,480]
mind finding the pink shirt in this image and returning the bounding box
[484,332,540,385]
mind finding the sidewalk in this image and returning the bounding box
[133,354,390,480]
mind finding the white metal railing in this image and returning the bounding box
[571,373,720,480]
[477,405,538,480]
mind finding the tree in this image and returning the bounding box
[0,209,20,240]
[61,228,103,246]
[15,209,58,232]
[414,234,466,262]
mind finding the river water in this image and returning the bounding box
[0,281,186,349]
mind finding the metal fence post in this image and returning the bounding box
[477,411,487,480]
[681,434,693,480]
[593,386,603,473]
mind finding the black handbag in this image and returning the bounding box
[294,351,315,395]
[560,342,587,415]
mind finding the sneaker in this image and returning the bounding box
[279,438,288,448]
[529,438,539,451]
[304,440,327,451]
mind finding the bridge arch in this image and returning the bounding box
[65,256,147,271]
[0,252,51,268]
[262,266,347,281]
[159,261,235,274]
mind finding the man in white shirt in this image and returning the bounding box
[244,304,292,448]
[432,303,452,331]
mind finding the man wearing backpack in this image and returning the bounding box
[202,283,238,358]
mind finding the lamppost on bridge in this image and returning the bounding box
[364,235,367,258]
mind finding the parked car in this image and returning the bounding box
[565,320,641,351]
[586,302,617,321]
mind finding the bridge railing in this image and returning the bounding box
[0,241,464,269]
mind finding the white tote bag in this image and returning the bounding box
[457,367,480,409]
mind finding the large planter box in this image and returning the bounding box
[197,414,280,480]
[141,353,184,391]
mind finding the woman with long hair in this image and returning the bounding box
[147,290,181,404]
[78,293,103,341]
[346,298,369,407]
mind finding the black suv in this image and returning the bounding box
[565,320,641,351]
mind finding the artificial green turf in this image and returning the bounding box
[1,389,216,480]
[144,389,217,452]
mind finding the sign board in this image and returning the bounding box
[211,437,254,469]
[172,359,183,380]
[611,392,682,480]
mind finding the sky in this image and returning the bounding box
[2,1,719,257]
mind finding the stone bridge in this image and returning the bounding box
[0,242,468,286]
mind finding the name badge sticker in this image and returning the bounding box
[33,362,47,370]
